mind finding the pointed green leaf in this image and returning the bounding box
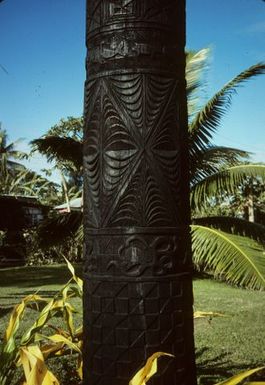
[191,225,265,289]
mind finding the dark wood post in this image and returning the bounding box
[83,1,196,385]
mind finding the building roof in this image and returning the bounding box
[0,194,44,207]
[54,197,82,211]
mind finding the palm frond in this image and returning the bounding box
[193,216,265,245]
[186,48,210,119]
[190,146,250,185]
[191,225,265,290]
[189,63,265,155]
[6,160,27,171]
[191,164,265,210]
[31,136,83,170]
[4,138,25,153]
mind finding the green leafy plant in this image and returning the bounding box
[0,260,82,385]
[1,261,264,385]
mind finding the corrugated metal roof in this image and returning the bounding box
[54,197,82,210]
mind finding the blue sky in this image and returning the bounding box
[0,0,265,177]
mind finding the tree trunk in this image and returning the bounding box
[248,194,255,223]
[83,1,197,385]
[59,169,71,213]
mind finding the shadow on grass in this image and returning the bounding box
[0,264,83,318]
[0,286,82,319]
[0,307,13,317]
[196,347,265,384]
[0,264,83,288]
[11,290,62,297]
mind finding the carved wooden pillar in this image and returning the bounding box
[83,1,196,385]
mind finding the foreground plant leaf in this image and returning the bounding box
[0,259,83,384]
[19,345,59,385]
[0,295,48,385]
[38,333,82,355]
[77,358,83,380]
[5,295,44,344]
[21,298,64,345]
[39,341,65,360]
[129,352,174,385]
[193,311,225,319]
[216,366,265,385]
[245,383,265,385]
[63,257,83,294]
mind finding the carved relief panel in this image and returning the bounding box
[84,73,186,229]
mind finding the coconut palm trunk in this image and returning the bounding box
[83,1,196,384]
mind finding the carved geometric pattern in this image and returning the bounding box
[87,0,178,35]
[83,277,195,385]
[84,74,184,228]
[86,0,180,76]
[84,231,191,277]
[84,1,196,385]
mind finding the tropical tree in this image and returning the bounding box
[0,127,26,175]
[30,118,83,261]
[187,50,265,289]
[219,176,265,223]
[31,117,83,210]
[0,128,63,266]
[0,128,60,205]
[0,168,60,203]
[31,117,83,182]
[33,52,265,289]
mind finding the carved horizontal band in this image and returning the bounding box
[87,0,179,37]
[86,1,182,78]
[87,29,178,74]
[84,231,191,277]
[83,272,192,282]
[84,226,189,235]
[86,68,180,81]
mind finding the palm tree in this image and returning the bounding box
[33,53,265,289]
[31,117,83,208]
[187,50,265,289]
[0,127,26,175]
[30,117,83,173]
[0,128,60,203]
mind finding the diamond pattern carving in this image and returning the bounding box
[84,74,182,228]
[83,278,194,385]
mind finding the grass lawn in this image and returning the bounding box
[0,265,264,384]
[193,279,265,383]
